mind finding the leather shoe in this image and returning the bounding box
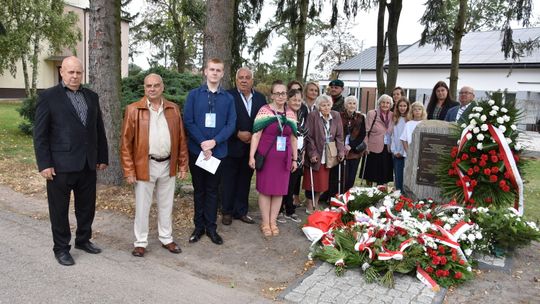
[132,247,145,257]
[238,215,255,224]
[222,214,232,225]
[162,242,182,254]
[189,229,205,243]
[206,231,223,245]
[75,241,102,254]
[55,251,75,266]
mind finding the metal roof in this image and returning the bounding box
[334,45,411,71]
[334,27,540,71]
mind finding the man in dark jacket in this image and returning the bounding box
[221,67,267,225]
[33,56,108,266]
[329,79,345,112]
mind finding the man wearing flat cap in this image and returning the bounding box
[328,79,345,112]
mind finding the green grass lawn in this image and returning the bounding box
[523,158,540,222]
[0,102,34,164]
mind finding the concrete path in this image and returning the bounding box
[0,187,271,304]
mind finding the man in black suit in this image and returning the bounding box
[33,56,108,266]
[221,67,266,225]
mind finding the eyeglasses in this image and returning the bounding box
[459,91,472,95]
[272,92,287,97]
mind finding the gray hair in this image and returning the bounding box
[144,73,163,84]
[344,95,358,105]
[376,94,393,108]
[315,94,333,108]
[235,67,253,79]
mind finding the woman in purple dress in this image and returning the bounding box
[249,81,298,237]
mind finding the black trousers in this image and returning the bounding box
[46,164,96,254]
[189,153,221,233]
[220,155,254,218]
[281,168,302,215]
[343,158,361,193]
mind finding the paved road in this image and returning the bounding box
[0,188,270,304]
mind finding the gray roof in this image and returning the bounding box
[334,45,411,71]
[334,27,540,71]
[399,27,540,67]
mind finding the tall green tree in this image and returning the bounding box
[420,0,533,99]
[130,0,205,72]
[89,0,123,185]
[231,0,264,74]
[0,0,80,98]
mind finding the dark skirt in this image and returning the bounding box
[362,145,393,184]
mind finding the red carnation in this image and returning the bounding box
[491,167,499,174]
[461,153,469,160]
[435,270,445,277]
[470,180,478,187]
[514,154,520,162]
[469,146,477,153]
[504,172,511,179]
[480,154,489,161]
[426,213,433,220]
[454,272,463,279]
[456,180,463,186]
[459,259,466,265]
[438,245,445,254]
[503,185,511,192]
[490,175,498,182]
[499,180,507,187]
[484,197,493,203]
[491,155,499,163]
[418,213,425,219]
[473,166,480,173]
[440,256,448,265]
[489,150,497,156]
[471,157,478,164]
[448,169,455,176]
[467,168,474,176]
[483,168,491,175]
[426,266,434,273]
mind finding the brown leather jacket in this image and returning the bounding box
[120,97,189,181]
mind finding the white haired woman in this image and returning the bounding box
[361,94,394,186]
[303,95,345,213]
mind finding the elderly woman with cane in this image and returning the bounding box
[303,95,345,213]
[361,94,394,186]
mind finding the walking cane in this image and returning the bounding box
[360,154,367,185]
[343,159,347,193]
[310,164,316,209]
[337,161,342,195]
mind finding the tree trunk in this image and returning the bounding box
[449,0,468,100]
[204,0,235,88]
[21,55,30,98]
[295,0,308,81]
[30,33,40,98]
[385,0,402,95]
[89,0,123,185]
[375,0,386,96]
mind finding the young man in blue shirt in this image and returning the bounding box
[183,58,236,245]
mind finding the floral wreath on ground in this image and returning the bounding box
[302,187,540,290]
[302,98,540,290]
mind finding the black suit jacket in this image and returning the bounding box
[226,89,267,158]
[33,84,109,173]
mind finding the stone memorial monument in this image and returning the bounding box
[403,120,458,201]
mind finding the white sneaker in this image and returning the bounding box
[276,212,287,223]
[284,213,301,223]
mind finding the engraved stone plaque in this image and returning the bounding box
[416,133,456,185]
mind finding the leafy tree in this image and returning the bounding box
[89,0,123,185]
[420,0,534,99]
[231,0,264,75]
[130,0,205,72]
[0,0,81,98]
[315,19,361,79]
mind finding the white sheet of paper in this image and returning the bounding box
[195,151,221,174]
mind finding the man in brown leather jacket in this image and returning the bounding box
[120,73,189,257]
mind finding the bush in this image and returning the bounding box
[17,95,37,135]
[121,66,203,113]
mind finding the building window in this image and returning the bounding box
[408,89,417,102]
